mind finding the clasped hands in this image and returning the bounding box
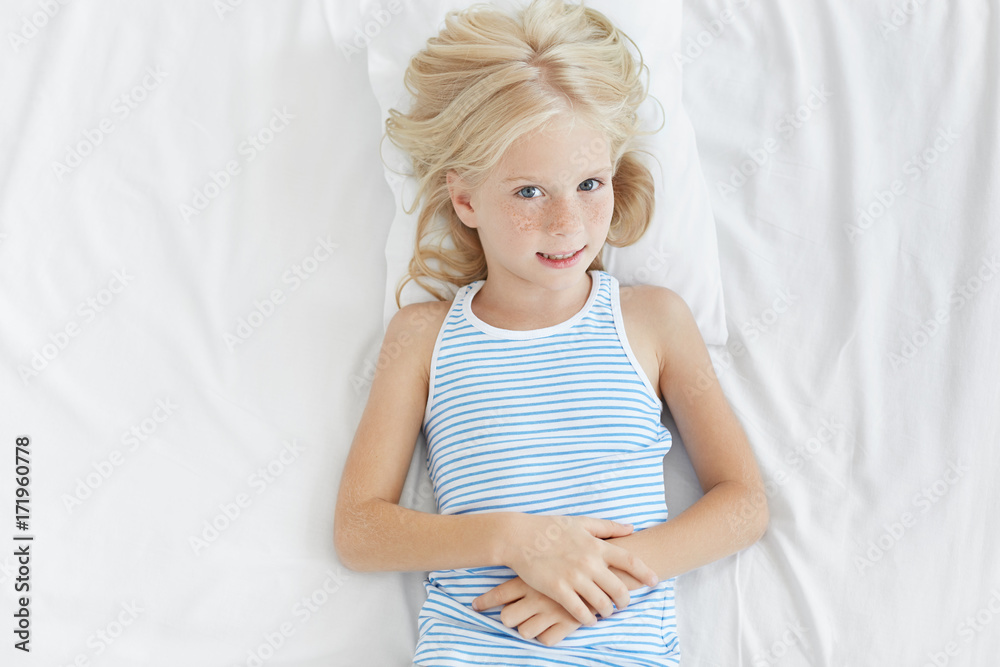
[469,514,659,647]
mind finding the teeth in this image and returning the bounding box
[541,251,576,260]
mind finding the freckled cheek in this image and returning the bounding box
[498,201,542,233]
[586,194,615,230]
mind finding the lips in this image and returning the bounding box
[538,248,583,260]
[535,245,586,269]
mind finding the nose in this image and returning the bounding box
[545,196,584,237]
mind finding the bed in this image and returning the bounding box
[1,0,997,665]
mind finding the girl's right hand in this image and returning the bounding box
[502,513,659,627]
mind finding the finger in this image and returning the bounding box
[607,564,644,589]
[473,578,527,611]
[577,580,615,620]
[595,568,631,612]
[499,599,535,629]
[511,594,564,638]
[554,585,597,626]
[514,612,551,640]
[608,547,659,588]
[586,517,634,538]
[536,623,572,648]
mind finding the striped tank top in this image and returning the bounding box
[413,270,680,667]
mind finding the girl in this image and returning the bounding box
[334,1,769,664]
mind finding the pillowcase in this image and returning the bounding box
[340,0,728,346]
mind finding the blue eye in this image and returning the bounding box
[517,186,541,199]
[579,179,601,191]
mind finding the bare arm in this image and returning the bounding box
[603,287,769,580]
[335,302,518,572]
[339,498,517,572]
[603,482,766,586]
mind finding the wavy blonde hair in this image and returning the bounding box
[386,0,658,306]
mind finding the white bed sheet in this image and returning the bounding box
[1,1,998,666]
[672,1,1000,665]
[1,0,414,665]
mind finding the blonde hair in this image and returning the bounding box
[386,0,658,306]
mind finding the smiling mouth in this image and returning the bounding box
[537,248,583,260]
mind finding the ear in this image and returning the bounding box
[447,170,478,229]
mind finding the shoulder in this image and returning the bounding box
[386,299,451,347]
[618,283,700,372]
[376,301,452,380]
[619,283,692,336]
[372,301,451,400]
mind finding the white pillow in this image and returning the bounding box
[346,0,728,345]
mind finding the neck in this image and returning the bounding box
[472,269,594,331]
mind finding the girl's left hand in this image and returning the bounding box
[472,576,597,647]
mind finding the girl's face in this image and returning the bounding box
[448,113,615,293]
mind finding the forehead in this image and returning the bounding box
[496,115,612,176]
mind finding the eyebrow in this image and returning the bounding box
[501,167,613,184]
